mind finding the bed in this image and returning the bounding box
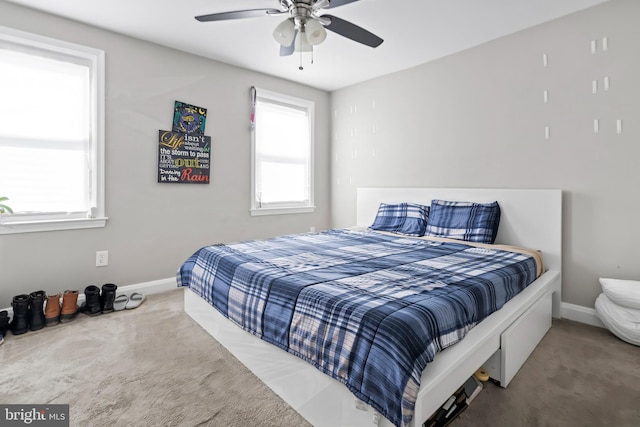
[179,188,562,427]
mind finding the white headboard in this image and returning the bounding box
[356,188,562,273]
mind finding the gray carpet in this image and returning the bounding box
[0,289,310,427]
[1,289,638,427]
[451,315,640,427]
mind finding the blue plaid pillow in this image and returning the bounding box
[425,199,501,243]
[369,203,429,236]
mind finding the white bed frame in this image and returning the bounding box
[184,188,562,427]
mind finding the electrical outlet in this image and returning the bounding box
[96,250,108,267]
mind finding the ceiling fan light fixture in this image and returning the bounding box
[304,19,327,45]
[273,18,296,46]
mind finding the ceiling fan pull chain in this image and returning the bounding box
[299,49,304,70]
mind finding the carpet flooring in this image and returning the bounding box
[0,289,310,427]
[1,289,638,427]
[450,314,640,427]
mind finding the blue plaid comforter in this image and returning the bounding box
[177,229,539,427]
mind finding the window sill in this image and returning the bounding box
[250,206,315,216]
[0,217,108,234]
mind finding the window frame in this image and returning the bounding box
[250,87,315,216]
[0,26,106,235]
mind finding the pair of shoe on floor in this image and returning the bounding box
[113,292,145,311]
[45,290,80,326]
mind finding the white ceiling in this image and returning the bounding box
[6,0,607,91]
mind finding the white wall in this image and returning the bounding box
[0,3,331,307]
[330,0,640,308]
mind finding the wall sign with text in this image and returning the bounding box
[157,101,211,184]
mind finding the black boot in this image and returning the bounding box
[0,310,9,344]
[100,283,117,313]
[82,285,102,316]
[10,294,30,335]
[28,290,47,331]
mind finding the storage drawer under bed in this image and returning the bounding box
[484,289,553,386]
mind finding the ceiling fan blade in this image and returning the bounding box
[325,0,361,8]
[195,9,285,22]
[323,15,383,48]
[280,44,295,56]
[280,33,296,56]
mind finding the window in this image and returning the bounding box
[0,26,105,234]
[251,88,314,215]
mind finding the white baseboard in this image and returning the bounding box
[3,282,605,332]
[113,277,178,297]
[1,277,177,321]
[561,302,605,328]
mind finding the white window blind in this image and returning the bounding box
[251,88,314,215]
[0,26,105,234]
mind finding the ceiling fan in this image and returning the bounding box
[195,0,383,68]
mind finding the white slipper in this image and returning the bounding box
[125,292,145,310]
[113,294,128,311]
